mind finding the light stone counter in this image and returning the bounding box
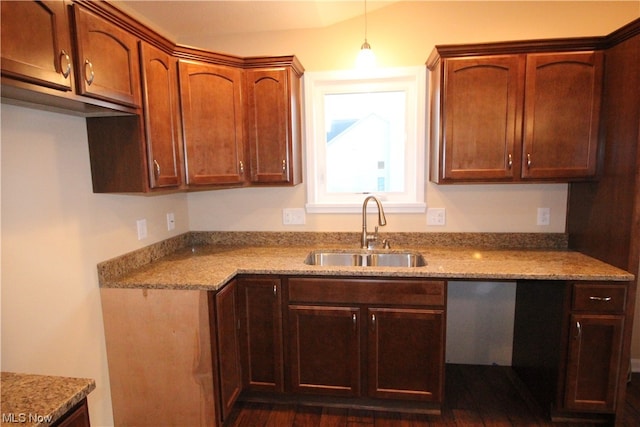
[98,232,634,291]
[0,372,95,427]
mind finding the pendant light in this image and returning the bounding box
[356,0,376,68]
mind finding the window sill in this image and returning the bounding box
[305,202,426,214]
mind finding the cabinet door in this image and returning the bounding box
[289,305,361,397]
[245,68,299,185]
[368,308,445,402]
[440,55,525,181]
[522,51,603,179]
[237,277,284,392]
[1,0,72,91]
[215,281,242,422]
[179,60,246,186]
[564,314,624,412]
[139,42,182,189]
[72,5,141,107]
[54,398,90,427]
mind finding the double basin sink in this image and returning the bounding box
[305,250,426,267]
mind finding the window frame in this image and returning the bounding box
[303,66,427,214]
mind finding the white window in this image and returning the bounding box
[304,66,426,213]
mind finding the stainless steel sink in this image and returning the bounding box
[305,251,426,267]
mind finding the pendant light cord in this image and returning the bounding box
[364,0,368,43]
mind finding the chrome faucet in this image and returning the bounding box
[361,196,387,249]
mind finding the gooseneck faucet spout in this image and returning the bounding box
[361,196,387,249]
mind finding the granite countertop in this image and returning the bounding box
[1,372,95,427]
[98,232,635,291]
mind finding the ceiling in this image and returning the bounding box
[115,1,398,43]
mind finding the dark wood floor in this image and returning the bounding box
[225,365,640,427]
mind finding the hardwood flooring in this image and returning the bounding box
[225,365,640,427]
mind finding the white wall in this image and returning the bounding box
[1,104,189,426]
[1,3,639,427]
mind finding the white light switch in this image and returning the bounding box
[136,219,148,240]
[166,212,175,231]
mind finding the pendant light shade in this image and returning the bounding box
[356,0,375,68]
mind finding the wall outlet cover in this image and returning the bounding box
[283,208,306,225]
[427,208,446,226]
[537,207,550,226]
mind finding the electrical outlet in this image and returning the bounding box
[136,219,148,240]
[282,208,306,225]
[537,207,550,226]
[166,212,175,231]
[427,208,446,226]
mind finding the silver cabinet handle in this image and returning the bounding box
[153,160,160,178]
[60,49,71,78]
[575,321,582,340]
[273,284,277,296]
[239,160,244,174]
[371,313,376,327]
[507,153,513,169]
[589,296,612,302]
[526,153,532,168]
[282,159,286,173]
[84,59,95,86]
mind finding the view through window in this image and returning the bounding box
[305,67,426,213]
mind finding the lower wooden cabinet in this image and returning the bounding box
[289,304,362,396]
[368,307,444,401]
[562,283,626,413]
[287,277,446,404]
[513,281,628,421]
[212,279,242,423]
[237,276,284,392]
[51,398,91,427]
[563,314,624,412]
[100,276,629,425]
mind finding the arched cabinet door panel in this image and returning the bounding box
[72,4,141,107]
[1,0,73,91]
[179,60,246,187]
[139,42,182,189]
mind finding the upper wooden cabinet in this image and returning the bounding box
[179,60,247,187]
[1,0,73,92]
[1,0,303,193]
[244,63,303,186]
[523,52,602,180]
[428,45,603,184]
[72,4,141,107]
[139,42,182,189]
[435,54,525,181]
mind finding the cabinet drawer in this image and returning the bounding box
[288,277,445,307]
[572,283,627,313]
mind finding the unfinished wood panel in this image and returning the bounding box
[101,288,217,426]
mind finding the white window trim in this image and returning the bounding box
[304,66,426,214]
